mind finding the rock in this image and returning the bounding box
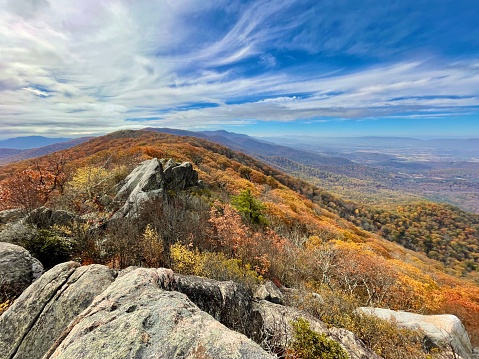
[113,158,199,218]
[0,242,44,300]
[47,268,272,359]
[254,280,284,305]
[0,262,116,359]
[173,273,253,334]
[0,221,36,247]
[251,300,381,359]
[1,262,389,359]
[0,209,24,225]
[162,159,198,192]
[25,207,76,228]
[357,307,473,359]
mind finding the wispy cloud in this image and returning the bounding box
[0,0,478,138]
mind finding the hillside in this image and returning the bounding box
[143,128,479,214]
[0,129,478,351]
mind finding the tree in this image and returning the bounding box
[0,155,68,212]
[231,189,267,225]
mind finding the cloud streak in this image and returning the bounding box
[0,0,478,138]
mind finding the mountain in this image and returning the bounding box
[0,137,94,165]
[0,129,478,349]
[147,127,355,167]
[0,136,72,149]
[0,148,24,160]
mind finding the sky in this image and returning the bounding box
[1,0,479,139]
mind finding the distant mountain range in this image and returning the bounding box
[0,137,94,164]
[144,127,354,167]
[0,136,73,149]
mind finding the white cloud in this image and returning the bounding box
[0,0,478,138]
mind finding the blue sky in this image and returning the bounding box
[1,0,479,139]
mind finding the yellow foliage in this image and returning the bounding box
[140,224,164,268]
[170,243,204,276]
[169,243,261,287]
[0,299,12,315]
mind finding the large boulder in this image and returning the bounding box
[113,158,199,218]
[0,262,116,359]
[357,307,473,359]
[251,300,381,359]
[0,242,43,300]
[46,268,272,359]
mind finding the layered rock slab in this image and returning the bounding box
[47,268,272,359]
[0,262,116,359]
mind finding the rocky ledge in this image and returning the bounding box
[0,263,379,359]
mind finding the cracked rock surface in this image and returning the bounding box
[0,262,116,359]
[47,268,271,359]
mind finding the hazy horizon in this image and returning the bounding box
[1,1,478,139]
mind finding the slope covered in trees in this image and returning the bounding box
[0,129,478,350]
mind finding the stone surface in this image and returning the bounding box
[173,273,253,334]
[254,280,284,305]
[47,268,272,359]
[25,207,76,229]
[0,209,24,225]
[358,307,473,359]
[113,158,199,218]
[0,262,116,359]
[252,300,381,359]
[0,242,44,300]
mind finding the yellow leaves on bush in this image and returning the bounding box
[169,243,261,287]
[140,224,164,268]
[67,165,121,198]
[170,243,203,275]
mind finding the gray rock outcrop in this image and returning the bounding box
[174,274,252,333]
[357,307,473,359]
[0,262,116,359]
[113,158,199,218]
[0,242,43,300]
[0,209,24,225]
[46,268,271,359]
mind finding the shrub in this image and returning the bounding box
[347,313,425,359]
[232,189,268,225]
[288,318,349,359]
[288,286,427,359]
[23,229,73,269]
[170,243,261,288]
